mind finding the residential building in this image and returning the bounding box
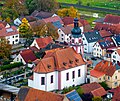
[82,30,102,53]
[93,37,116,58]
[111,48,120,65]
[103,14,120,25]
[13,49,37,65]
[81,82,106,100]
[57,26,73,43]
[0,26,19,45]
[30,37,53,49]
[28,47,87,91]
[90,60,120,88]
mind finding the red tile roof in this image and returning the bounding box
[60,26,73,35]
[33,47,85,73]
[29,46,39,52]
[43,16,63,24]
[20,49,37,63]
[0,26,19,37]
[35,37,53,49]
[104,14,120,24]
[81,82,106,97]
[99,30,113,38]
[90,60,116,77]
[17,87,65,101]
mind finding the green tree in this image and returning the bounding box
[92,96,102,101]
[0,37,12,59]
[99,82,109,90]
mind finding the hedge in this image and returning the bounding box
[0,62,23,71]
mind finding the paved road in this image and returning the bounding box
[60,3,120,14]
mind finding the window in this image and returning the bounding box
[17,58,19,61]
[61,34,63,36]
[61,38,64,40]
[82,38,85,40]
[78,69,80,77]
[115,76,117,79]
[72,39,74,43]
[108,76,110,80]
[16,35,18,37]
[51,75,53,83]
[15,39,18,42]
[41,77,45,85]
[13,36,14,38]
[114,82,118,86]
[113,55,116,58]
[66,73,69,81]
[72,71,75,79]
[13,41,14,44]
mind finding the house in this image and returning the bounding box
[13,49,37,65]
[16,87,67,101]
[111,48,120,65]
[28,47,87,91]
[81,82,106,100]
[43,16,64,25]
[103,14,120,25]
[31,10,57,19]
[112,34,120,47]
[14,18,22,26]
[0,21,10,28]
[57,26,73,43]
[30,37,53,49]
[90,60,120,88]
[62,17,91,32]
[93,37,116,58]
[0,26,19,45]
[107,86,120,101]
[82,30,102,53]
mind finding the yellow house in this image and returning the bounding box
[90,60,120,88]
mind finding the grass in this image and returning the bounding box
[57,0,120,10]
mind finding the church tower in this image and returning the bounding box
[70,18,84,55]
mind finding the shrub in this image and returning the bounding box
[99,82,109,90]
[0,62,23,71]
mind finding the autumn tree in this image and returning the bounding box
[39,22,59,40]
[25,0,59,14]
[0,37,12,59]
[57,6,80,18]
[1,0,28,20]
[92,96,102,101]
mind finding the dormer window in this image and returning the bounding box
[69,60,73,64]
[47,64,51,69]
[75,59,79,63]
[63,62,67,66]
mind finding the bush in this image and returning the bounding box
[92,96,102,101]
[0,62,23,71]
[99,82,109,90]
[62,86,76,94]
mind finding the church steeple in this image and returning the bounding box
[71,18,82,38]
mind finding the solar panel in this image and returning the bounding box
[66,90,82,101]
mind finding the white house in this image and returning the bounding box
[28,47,87,91]
[14,18,22,26]
[0,26,19,45]
[111,48,120,65]
[93,37,116,58]
[13,49,37,65]
[56,26,72,43]
[82,31,102,53]
[30,37,53,50]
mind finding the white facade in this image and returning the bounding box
[14,18,22,26]
[93,42,103,57]
[28,65,86,91]
[111,50,120,64]
[82,34,95,53]
[31,40,40,49]
[56,29,71,43]
[13,54,26,65]
[6,34,19,45]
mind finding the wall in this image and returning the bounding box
[13,54,26,64]
[30,40,40,49]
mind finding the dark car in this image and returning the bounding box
[91,57,97,60]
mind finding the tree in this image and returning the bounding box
[1,0,28,20]
[57,6,80,18]
[76,87,83,95]
[99,82,109,90]
[25,0,59,14]
[92,96,102,101]
[0,37,12,59]
[39,22,59,40]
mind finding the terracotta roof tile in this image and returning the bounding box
[33,47,85,73]
[29,46,39,52]
[35,37,53,49]
[90,60,116,77]
[17,87,64,101]
[60,26,73,35]
[43,16,63,24]
[81,82,105,96]
[104,14,120,24]
[99,30,113,38]
[20,49,37,63]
